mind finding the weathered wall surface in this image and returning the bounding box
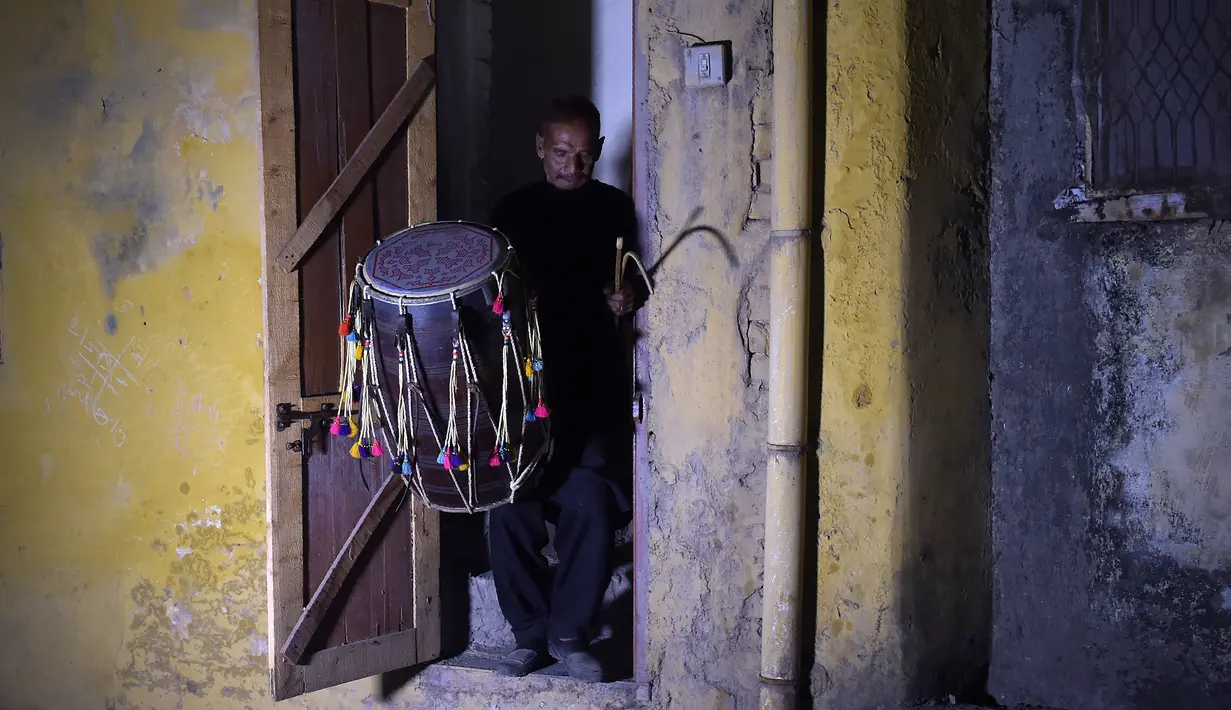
[990,1,1231,708]
[0,2,632,709]
[0,1,272,708]
[635,2,773,705]
[0,0,994,708]
[814,0,992,707]
[639,0,991,708]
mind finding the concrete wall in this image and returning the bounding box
[816,0,993,705]
[0,1,270,707]
[989,2,1231,708]
[0,0,993,709]
[639,0,991,707]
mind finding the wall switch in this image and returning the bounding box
[684,42,729,88]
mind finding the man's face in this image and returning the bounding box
[536,120,602,190]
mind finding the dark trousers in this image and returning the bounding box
[488,465,614,649]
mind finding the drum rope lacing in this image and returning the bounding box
[331,263,552,513]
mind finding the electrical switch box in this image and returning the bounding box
[684,42,729,88]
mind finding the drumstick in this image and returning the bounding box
[612,235,655,323]
[615,236,625,289]
[614,237,625,324]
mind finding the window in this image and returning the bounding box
[1057,0,1231,221]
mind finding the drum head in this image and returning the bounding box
[361,221,510,304]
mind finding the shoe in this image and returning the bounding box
[548,638,604,683]
[496,647,548,678]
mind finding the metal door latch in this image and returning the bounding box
[275,402,337,462]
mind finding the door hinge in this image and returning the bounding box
[631,392,645,424]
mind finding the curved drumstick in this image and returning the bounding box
[613,236,655,324]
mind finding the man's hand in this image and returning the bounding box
[604,282,636,316]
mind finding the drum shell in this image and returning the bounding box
[367,268,548,513]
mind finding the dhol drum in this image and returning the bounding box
[329,221,552,513]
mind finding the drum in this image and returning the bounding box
[331,221,552,513]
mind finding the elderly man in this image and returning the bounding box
[486,95,645,683]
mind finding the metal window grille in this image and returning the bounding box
[1082,0,1231,192]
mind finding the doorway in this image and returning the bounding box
[433,0,640,682]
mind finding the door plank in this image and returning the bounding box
[405,0,442,663]
[406,3,437,229]
[296,0,344,397]
[302,628,418,695]
[294,0,346,654]
[257,0,308,699]
[334,0,377,276]
[367,0,413,637]
[282,472,409,664]
[370,2,411,240]
[275,57,437,273]
[331,0,378,646]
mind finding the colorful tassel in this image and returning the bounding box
[371,441,384,457]
[489,448,501,467]
[338,317,352,336]
[401,459,412,475]
[346,331,358,343]
[492,293,505,315]
[436,450,446,465]
[532,359,543,372]
[329,416,342,435]
[534,399,550,419]
[525,410,537,422]
[346,417,357,437]
[355,343,364,360]
[349,441,361,458]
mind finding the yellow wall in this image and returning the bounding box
[0,1,272,707]
[639,0,988,705]
[817,0,911,696]
[0,2,640,707]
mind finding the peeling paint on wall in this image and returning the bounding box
[637,0,773,705]
[0,1,270,708]
[0,0,990,708]
[1,1,256,298]
[1092,231,1231,571]
[990,1,1231,707]
[112,494,267,708]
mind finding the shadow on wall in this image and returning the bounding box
[899,0,994,704]
[800,3,827,707]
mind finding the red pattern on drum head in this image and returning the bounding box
[364,223,504,296]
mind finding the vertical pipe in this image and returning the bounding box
[760,0,812,707]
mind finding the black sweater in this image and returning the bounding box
[491,178,644,489]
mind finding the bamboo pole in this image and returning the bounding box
[759,0,813,706]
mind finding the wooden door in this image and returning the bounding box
[257,0,440,700]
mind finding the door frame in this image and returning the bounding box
[630,0,652,687]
